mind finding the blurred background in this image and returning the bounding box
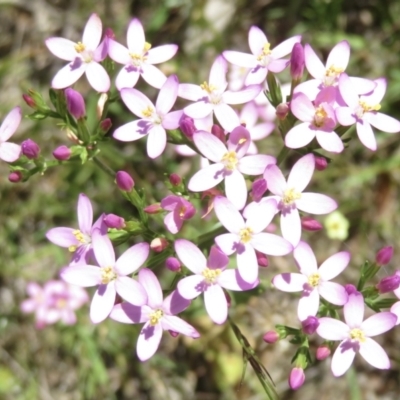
[1,0,400,398]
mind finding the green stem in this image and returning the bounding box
[92,157,115,179]
[276,146,291,166]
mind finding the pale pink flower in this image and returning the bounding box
[336,73,400,151]
[110,268,200,361]
[272,241,349,321]
[175,240,258,324]
[178,56,261,131]
[188,126,276,210]
[46,193,107,265]
[61,230,149,324]
[389,272,400,325]
[113,74,182,158]
[0,106,21,162]
[108,18,177,90]
[20,280,88,329]
[161,195,196,234]
[214,196,292,284]
[45,13,110,92]
[223,26,301,85]
[317,292,397,377]
[285,88,344,153]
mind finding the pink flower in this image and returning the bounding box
[46,193,107,265]
[20,280,88,329]
[110,268,200,361]
[317,292,397,376]
[175,240,258,324]
[61,230,149,323]
[113,74,182,159]
[0,106,22,162]
[188,126,276,210]
[223,26,301,85]
[161,195,195,234]
[336,74,400,150]
[214,196,292,284]
[178,56,261,131]
[45,13,110,92]
[108,18,178,90]
[273,241,349,321]
[285,88,344,153]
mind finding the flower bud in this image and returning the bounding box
[290,43,305,81]
[166,257,181,272]
[301,216,322,231]
[65,88,86,119]
[100,118,112,134]
[301,316,319,335]
[345,284,358,295]
[251,178,267,202]
[169,173,181,186]
[8,171,22,183]
[263,330,279,344]
[21,139,40,159]
[179,114,196,139]
[104,27,115,40]
[22,94,36,109]
[256,251,268,267]
[275,102,289,120]
[289,367,305,390]
[315,156,328,171]
[144,203,162,214]
[116,171,134,191]
[376,273,400,294]
[150,238,168,253]
[225,290,232,307]
[104,214,125,229]
[53,145,71,161]
[316,345,331,361]
[376,246,393,266]
[211,124,225,143]
[169,330,179,337]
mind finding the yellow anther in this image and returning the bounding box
[350,328,366,343]
[325,65,344,77]
[202,268,221,284]
[142,106,154,118]
[239,227,253,244]
[143,42,152,52]
[74,42,86,53]
[68,245,77,253]
[221,151,238,171]
[179,206,187,218]
[149,309,164,326]
[359,100,381,113]
[238,138,247,145]
[257,42,271,61]
[282,188,301,206]
[56,298,67,308]
[200,81,216,94]
[72,229,86,243]
[100,266,117,284]
[308,273,320,287]
[314,105,328,127]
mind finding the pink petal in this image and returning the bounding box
[356,120,377,151]
[331,340,356,377]
[115,242,150,275]
[316,131,344,153]
[359,338,391,370]
[391,302,400,325]
[156,75,178,115]
[272,273,307,292]
[177,275,205,299]
[139,268,163,308]
[251,232,293,256]
[304,44,325,79]
[60,265,101,287]
[204,285,227,324]
[291,92,315,122]
[366,112,400,134]
[92,229,115,268]
[147,125,166,159]
[45,38,76,61]
[77,193,93,234]
[248,26,267,56]
[287,153,315,193]
[225,169,247,210]
[298,288,320,320]
[208,246,229,270]
[238,154,275,175]
[223,85,261,105]
[213,195,244,233]
[360,312,397,336]
[137,321,163,361]
[164,211,182,234]
[0,142,21,162]
[147,44,178,64]
[335,106,356,126]
[222,51,256,68]
[293,79,321,100]
[281,208,301,247]
[344,292,364,327]
[319,251,350,280]
[161,315,200,338]
[271,35,302,59]
[364,78,386,104]
[338,73,359,109]
[120,88,153,118]
[163,290,191,315]
[193,130,227,162]
[178,83,204,101]
[319,281,348,306]
[218,269,258,291]
[51,62,86,89]
[90,282,116,323]
[296,193,337,214]
[245,67,267,85]
[127,18,145,53]
[188,163,225,192]
[115,276,147,306]
[175,239,206,274]
[109,303,147,324]
[263,164,287,196]
[141,64,167,89]
[113,120,151,142]
[209,55,227,87]
[237,244,258,283]
[108,39,131,64]
[326,41,350,71]
[82,13,102,49]
[350,77,376,95]
[46,227,77,247]
[0,106,22,141]
[214,103,240,132]
[250,122,275,140]
[162,110,183,130]
[285,123,316,149]
[245,198,277,233]
[317,318,350,340]
[214,233,240,256]
[115,67,140,90]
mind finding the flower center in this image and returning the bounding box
[200,81,217,94]
[221,151,238,171]
[256,43,271,62]
[56,298,67,309]
[74,42,86,53]
[129,42,152,67]
[202,267,221,284]
[68,230,91,252]
[323,65,344,86]
[282,188,301,206]
[239,227,253,244]
[314,105,328,127]
[142,106,154,118]
[149,309,164,326]
[350,328,366,343]
[100,266,117,284]
[308,273,320,287]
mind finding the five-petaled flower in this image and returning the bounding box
[161,195,196,234]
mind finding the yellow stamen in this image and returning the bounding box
[325,65,343,77]
[142,106,154,118]
[350,328,366,343]
[68,245,77,253]
[238,137,247,145]
[239,227,253,244]
[282,188,301,206]
[202,268,221,284]
[221,151,238,171]
[359,100,381,113]
[100,266,117,284]
[74,42,86,53]
[143,42,152,52]
[72,229,86,243]
[200,81,216,94]
[149,309,163,326]
[257,43,271,61]
[179,206,186,218]
[308,273,320,287]
[314,105,328,127]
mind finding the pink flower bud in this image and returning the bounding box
[23,94,36,109]
[21,139,40,159]
[225,291,232,307]
[263,330,279,344]
[345,284,358,295]
[290,43,305,81]
[256,251,269,268]
[211,124,225,143]
[251,178,267,202]
[179,115,196,139]
[150,238,168,253]
[289,367,305,390]
[166,257,181,272]
[105,27,115,39]
[316,345,331,361]
[65,88,86,119]
[376,273,400,294]
[8,171,22,183]
[301,216,322,231]
[275,102,289,120]
[169,173,182,186]
[169,330,179,337]
[116,171,134,191]
[301,316,319,335]
[104,214,125,229]
[100,118,112,133]
[53,145,71,161]
[315,156,328,171]
[376,246,393,266]
[144,203,162,214]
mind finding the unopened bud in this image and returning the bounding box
[166,257,181,272]
[150,238,168,253]
[315,156,328,171]
[211,124,225,142]
[301,216,322,231]
[290,43,305,81]
[169,173,182,186]
[316,345,331,361]
[289,368,305,390]
[345,284,358,295]
[104,27,115,39]
[53,145,71,161]
[144,203,162,214]
[65,88,86,119]
[225,291,231,307]
[169,330,179,337]
[263,330,279,344]
[100,118,112,134]
[251,178,267,202]
[275,102,289,120]
[115,171,134,191]
[179,114,196,139]
[22,94,36,109]
[8,171,23,183]
[256,251,268,267]
[104,214,125,229]
[21,139,40,159]
[376,246,393,266]
[301,316,319,335]
[376,273,400,294]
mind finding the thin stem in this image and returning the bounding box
[92,157,115,178]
